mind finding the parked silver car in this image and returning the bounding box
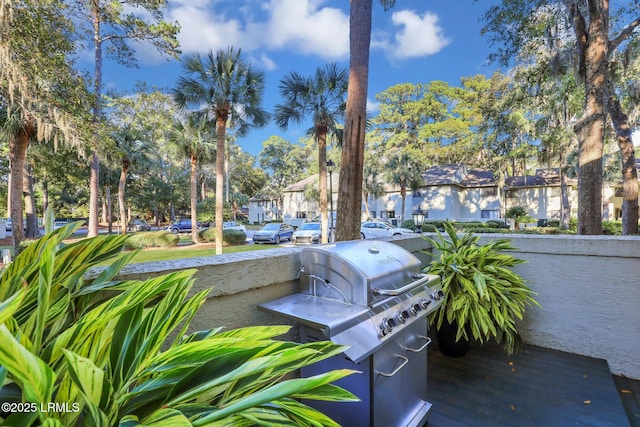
[253,223,294,244]
[292,222,321,245]
[128,219,151,232]
[360,221,414,240]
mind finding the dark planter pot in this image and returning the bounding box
[436,319,470,357]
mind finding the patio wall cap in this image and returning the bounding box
[474,233,640,258]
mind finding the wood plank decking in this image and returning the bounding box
[425,337,636,427]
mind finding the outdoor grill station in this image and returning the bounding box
[259,238,445,427]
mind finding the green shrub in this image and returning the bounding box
[124,230,180,249]
[199,227,247,245]
[421,223,438,233]
[485,220,507,228]
[466,227,511,234]
[548,219,561,227]
[401,219,415,230]
[0,217,357,426]
[454,222,485,229]
[602,220,622,235]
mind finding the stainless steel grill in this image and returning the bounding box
[259,240,444,427]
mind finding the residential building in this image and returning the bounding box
[248,195,281,224]
[505,168,578,222]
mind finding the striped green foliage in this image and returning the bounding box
[0,213,358,426]
[424,221,540,355]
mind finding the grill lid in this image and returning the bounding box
[298,240,423,306]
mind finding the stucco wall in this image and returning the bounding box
[478,234,640,379]
[98,233,640,380]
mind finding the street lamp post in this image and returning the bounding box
[412,208,425,234]
[327,160,335,242]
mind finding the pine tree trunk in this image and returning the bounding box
[119,161,129,235]
[318,129,329,243]
[190,154,199,244]
[88,3,102,238]
[572,0,608,235]
[336,0,372,241]
[608,94,639,235]
[23,163,38,238]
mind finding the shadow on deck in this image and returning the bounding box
[426,336,640,427]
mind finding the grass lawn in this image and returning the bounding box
[1,233,283,267]
[126,241,276,264]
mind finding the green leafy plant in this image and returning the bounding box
[505,206,535,224]
[424,221,540,355]
[0,211,357,426]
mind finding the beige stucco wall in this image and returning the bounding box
[94,233,640,380]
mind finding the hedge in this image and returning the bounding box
[124,230,180,249]
[199,227,247,245]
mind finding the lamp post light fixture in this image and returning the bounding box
[327,160,336,241]
[412,208,425,233]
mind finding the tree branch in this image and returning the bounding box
[609,16,640,52]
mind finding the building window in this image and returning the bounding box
[295,211,307,219]
[482,188,497,197]
[481,209,499,219]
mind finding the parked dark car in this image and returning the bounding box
[167,219,200,234]
[128,219,151,232]
[252,223,294,244]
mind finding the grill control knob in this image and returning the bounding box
[409,305,419,316]
[396,310,410,324]
[381,317,396,331]
[431,290,444,301]
[419,298,431,309]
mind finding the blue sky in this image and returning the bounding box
[98,0,502,158]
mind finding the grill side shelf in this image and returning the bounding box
[257,294,371,337]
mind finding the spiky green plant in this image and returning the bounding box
[0,210,358,426]
[424,221,540,354]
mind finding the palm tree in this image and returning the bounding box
[337,0,399,241]
[362,152,386,220]
[112,124,155,234]
[173,47,268,254]
[169,115,216,244]
[274,63,348,243]
[384,148,425,223]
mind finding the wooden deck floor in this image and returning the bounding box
[425,337,637,427]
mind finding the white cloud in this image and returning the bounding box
[163,0,348,62]
[382,10,450,60]
[170,6,256,54]
[367,97,381,114]
[261,0,349,59]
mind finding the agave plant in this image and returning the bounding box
[0,210,357,426]
[424,221,540,355]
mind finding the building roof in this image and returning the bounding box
[422,164,496,188]
[282,173,340,192]
[505,168,573,188]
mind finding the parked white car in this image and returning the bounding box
[223,221,246,232]
[360,221,414,240]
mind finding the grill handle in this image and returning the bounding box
[403,335,432,353]
[375,355,408,377]
[373,274,431,296]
